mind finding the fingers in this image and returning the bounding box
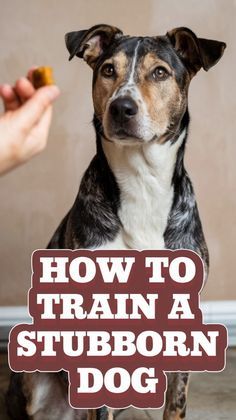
[16,85,60,131]
[0,76,36,111]
[1,68,60,140]
[0,84,21,111]
[15,77,35,102]
[0,66,53,112]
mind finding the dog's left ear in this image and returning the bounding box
[167,27,226,76]
[65,24,123,68]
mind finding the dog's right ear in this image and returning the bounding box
[65,24,123,68]
[167,27,226,77]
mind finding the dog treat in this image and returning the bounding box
[32,67,54,89]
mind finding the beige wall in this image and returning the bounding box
[0,0,235,305]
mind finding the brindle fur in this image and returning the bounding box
[6,24,226,420]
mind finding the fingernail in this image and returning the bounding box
[1,84,12,95]
[17,77,28,86]
[47,85,60,100]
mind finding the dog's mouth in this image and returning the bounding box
[103,123,158,145]
[103,128,145,145]
[110,127,142,141]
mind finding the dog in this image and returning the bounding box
[7,24,226,420]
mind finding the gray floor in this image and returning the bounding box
[1,349,235,419]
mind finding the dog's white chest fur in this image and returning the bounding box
[101,131,185,250]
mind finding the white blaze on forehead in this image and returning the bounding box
[127,40,141,85]
[112,40,141,99]
[111,40,148,121]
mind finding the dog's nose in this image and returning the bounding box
[110,97,138,123]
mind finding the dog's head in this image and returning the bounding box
[65,25,226,144]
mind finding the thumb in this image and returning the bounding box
[16,85,60,130]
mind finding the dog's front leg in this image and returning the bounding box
[87,410,96,420]
[163,373,189,420]
[22,372,85,420]
[88,408,113,420]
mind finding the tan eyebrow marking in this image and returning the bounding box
[140,52,172,74]
[113,51,129,72]
[101,51,129,80]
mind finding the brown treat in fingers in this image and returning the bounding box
[32,67,54,89]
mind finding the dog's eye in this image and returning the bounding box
[152,66,169,81]
[101,64,115,78]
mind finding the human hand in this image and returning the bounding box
[0,69,60,175]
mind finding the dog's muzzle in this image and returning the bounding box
[105,95,143,141]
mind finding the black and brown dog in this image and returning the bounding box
[7,24,226,420]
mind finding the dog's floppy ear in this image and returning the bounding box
[167,27,226,76]
[65,24,123,68]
